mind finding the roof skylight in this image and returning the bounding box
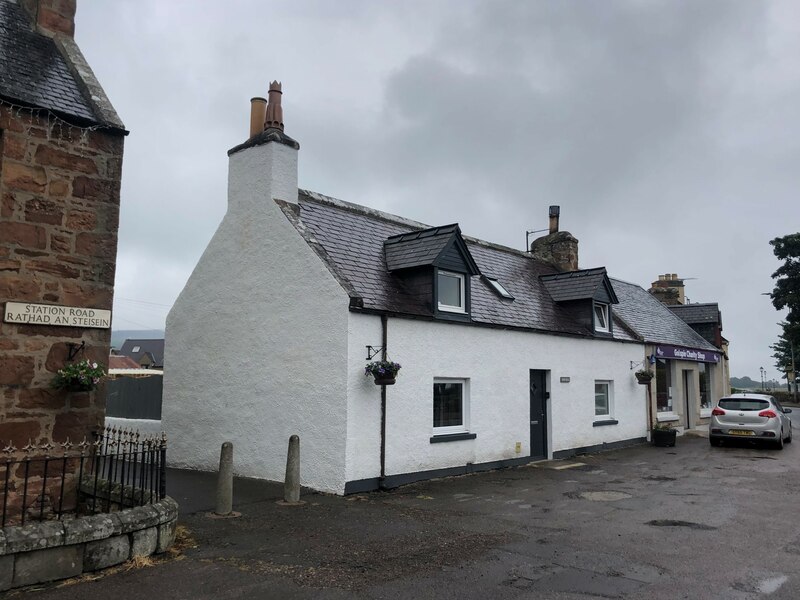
[485,277,514,300]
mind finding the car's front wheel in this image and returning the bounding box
[786,425,793,444]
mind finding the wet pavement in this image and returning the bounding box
[10,426,800,600]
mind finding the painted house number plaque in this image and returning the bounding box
[4,302,111,329]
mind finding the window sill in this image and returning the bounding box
[430,432,477,444]
[656,413,680,423]
[700,409,712,418]
[434,310,471,323]
[593,419,618,427]
[438,305,467,314]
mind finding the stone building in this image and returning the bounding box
[0,0,126,451]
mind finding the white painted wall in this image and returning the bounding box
[163,140,351,495]
[345,312,646,484]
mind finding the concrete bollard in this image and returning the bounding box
[215,442,233,516]
[284,434,301,503]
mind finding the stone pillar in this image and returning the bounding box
[215,442,233,516]
[284,435,300,504]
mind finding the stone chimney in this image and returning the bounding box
[649,273,685,305]
[530,205,579,271]
[21,0,76,37]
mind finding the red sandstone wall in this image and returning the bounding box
[0,105,124,451]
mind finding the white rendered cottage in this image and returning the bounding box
[164,84,715,494]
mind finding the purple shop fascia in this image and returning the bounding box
[654,344,721,364]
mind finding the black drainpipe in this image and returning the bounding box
[379,314,388,488]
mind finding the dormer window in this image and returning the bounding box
[594,303,609,333]
[437,270,466,313]
[384,223,481,323]
[540,267,618,337]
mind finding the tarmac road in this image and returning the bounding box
[12,417,800,600]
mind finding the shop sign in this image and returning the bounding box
[4,302,111,329]
[655,344,720,364]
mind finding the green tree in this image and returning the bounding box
[771,321,799,382]
[769,233,800,323]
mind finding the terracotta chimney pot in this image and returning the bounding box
[249,97,267,138]
[264,81,284,131]
[548,205,560,234]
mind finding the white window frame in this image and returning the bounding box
[594,380,613,420]
[433,377,470,434]
[594,303,610,333]
[437,270,467,314]
[131,346,140,353]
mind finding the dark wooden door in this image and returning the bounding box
[530,370,548,460]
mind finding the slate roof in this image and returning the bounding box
[668,303,720,325]
[610,279,718,351]
[289,190,718,350]
[540,268,618,303]
[384,225,458,271]
[292,191,627,340]
[0,0,109,125]
[119,339,165,366]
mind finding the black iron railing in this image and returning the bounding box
[1,428,167,528]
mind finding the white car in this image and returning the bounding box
[709,393,793,449]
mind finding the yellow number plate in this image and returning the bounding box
[728,429,754,436]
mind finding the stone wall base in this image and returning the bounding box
[0,496,178,591]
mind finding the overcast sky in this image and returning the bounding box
[74,0,799,380]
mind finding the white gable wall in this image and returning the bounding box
[346,312,646,484]
[164,141,351,495]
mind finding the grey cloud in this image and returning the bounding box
[75,0,799,377]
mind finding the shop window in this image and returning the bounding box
[698,363,712,409]
[656,359,672,412]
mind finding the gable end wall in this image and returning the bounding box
[163,142,350,494]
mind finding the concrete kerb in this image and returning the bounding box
[0,494,178,592]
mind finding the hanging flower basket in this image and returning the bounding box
[365,360,401,386]
[635,369,654,385]
[51,359,105,392]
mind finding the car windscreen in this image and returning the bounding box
[718,399,770,411]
